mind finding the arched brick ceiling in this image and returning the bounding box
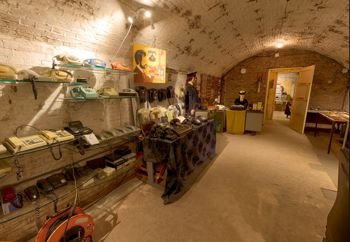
[126,0,349,76]
[0,0,348,76]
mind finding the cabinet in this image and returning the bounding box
[245,111,263,132]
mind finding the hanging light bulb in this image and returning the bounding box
[127,16,134,24]
[275,39,285,49]
[144,10,152,18]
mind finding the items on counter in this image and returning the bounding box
[2,128,76,154]
[149,124,180,141]
[148,88,159,103]
[118,88,137,96]
[36,178,54,193]
[230,104,246,110]
[148,116,204,141]
[158,88,167,102]
[96,87,118,97]
[34,68,74,82]
[70,86,99,99]
[46,173,68,189]
[64,121,99,154]
[63,165,93,181]
[24,185,40,201]
[16,69,39,80]
[0,64,17,80]
[135,86,178,104]
[53,54,83,66]
[166,105,180,121]
[149,106,168,122]
[97,125,140,141]
[40,130,75,144]
[106,151,136,170]
[0,122,139,157]
[83,58,106,68]
[135,86,147,103]
[0,144,7,154]
[110,62,131,71]
[166,86,175,99]
[4,135,48,154]
[1,186,23,215]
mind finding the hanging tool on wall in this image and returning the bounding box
[30,76,38,100]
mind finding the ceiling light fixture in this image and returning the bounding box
[127,16,134,24]
[144,10,152,18]
[275,40,285,49]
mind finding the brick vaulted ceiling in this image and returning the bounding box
[0,0,348,76]
[126,0,349,76]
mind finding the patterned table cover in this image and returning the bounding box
[144,120,216,204]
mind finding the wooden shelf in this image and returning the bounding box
[0,164,136,224]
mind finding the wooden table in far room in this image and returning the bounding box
[314,111,349,154]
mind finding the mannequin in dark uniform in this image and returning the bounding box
[185,72,199,115]
[234,90,249,109]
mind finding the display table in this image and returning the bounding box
[315,111,349,153]
[143,120,216,204]
[226,110,246,134]
[307,110,349,153]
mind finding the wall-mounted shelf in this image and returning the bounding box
[0,79,85,86]
[0,164,135,224]
[0,140,75,161]
[62,96,137,102]
[0,130,141,162]
[54,64,135,75]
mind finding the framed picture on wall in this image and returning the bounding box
[133,43,166,83]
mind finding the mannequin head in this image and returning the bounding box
[186,72,197,85]
[239,90,246,102]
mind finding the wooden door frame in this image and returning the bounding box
[264,67,304,121]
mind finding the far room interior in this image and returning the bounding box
[274,71,298,121]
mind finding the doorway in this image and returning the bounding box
[264,65,315,134]
[273,72,298,122]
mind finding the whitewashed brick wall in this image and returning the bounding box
[0,2,141,238]
[0,0,136,139]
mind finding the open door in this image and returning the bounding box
[265,71,278,120]
[289,65,315,134]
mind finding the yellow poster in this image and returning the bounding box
[133,43,166,83]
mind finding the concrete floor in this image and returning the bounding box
[91,118,339,242]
